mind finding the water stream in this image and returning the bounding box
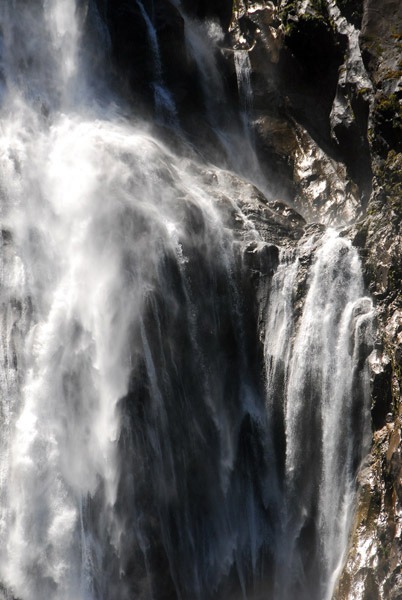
[234,50,254,144]
[135,0,178,126]
[263,230,374,600]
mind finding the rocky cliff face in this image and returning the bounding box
[92,0,402,597]
[241,2,402,597]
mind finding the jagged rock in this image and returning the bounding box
[230,1,284,60]
[201,168,306,245]
[335,0,402,588]
[327,0,373,205]
[276,1,347,144]
[227,0,370,227]
[243,241,279,276]
[255,114,361,225]
[291,124,361,224]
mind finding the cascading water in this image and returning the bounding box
[171,3,262,186]
[234,50,254,144]
[135,0,178,126]
[0,2,375,600]
[263,230,374,600]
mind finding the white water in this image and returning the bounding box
[0,2,197,597]
[264,230,374,600]
[234,50,254,141]
[0,2,374,600]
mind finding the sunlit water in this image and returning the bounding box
[0,2,374,600]
[263,230,374,600]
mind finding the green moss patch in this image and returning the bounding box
[372,94,402,157]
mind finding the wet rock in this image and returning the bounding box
[291,124,361,224]
[230,1,284,61]
[370,350,393,429]
[327,0,373,206]
[201,168,306,245]
[243,241,279,276]
[229,1,370,225]
[335,43,402,600]
[255,114,361,225]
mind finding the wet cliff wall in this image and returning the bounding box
[90,0,402,597]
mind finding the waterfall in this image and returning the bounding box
[135,0,178,126]
[263,230,374,600]
[0,2,374,600]
[174,5,261,184]
[234,50,254,140]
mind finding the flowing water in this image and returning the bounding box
[233,50,254,145]
[0,2,374,600]
[135,0,178,126]
[176,8,261,183]
[263,230,374,600]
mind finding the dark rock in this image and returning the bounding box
[371,93,402,158]
[336,0,364,28]
[359,0,402,91]
[371,361,393,429]
[243,241,279,276]
[277,9,347,148]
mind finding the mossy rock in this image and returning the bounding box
[372,93,402,158]
[376,94,402,121]
[375,151,402,213]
